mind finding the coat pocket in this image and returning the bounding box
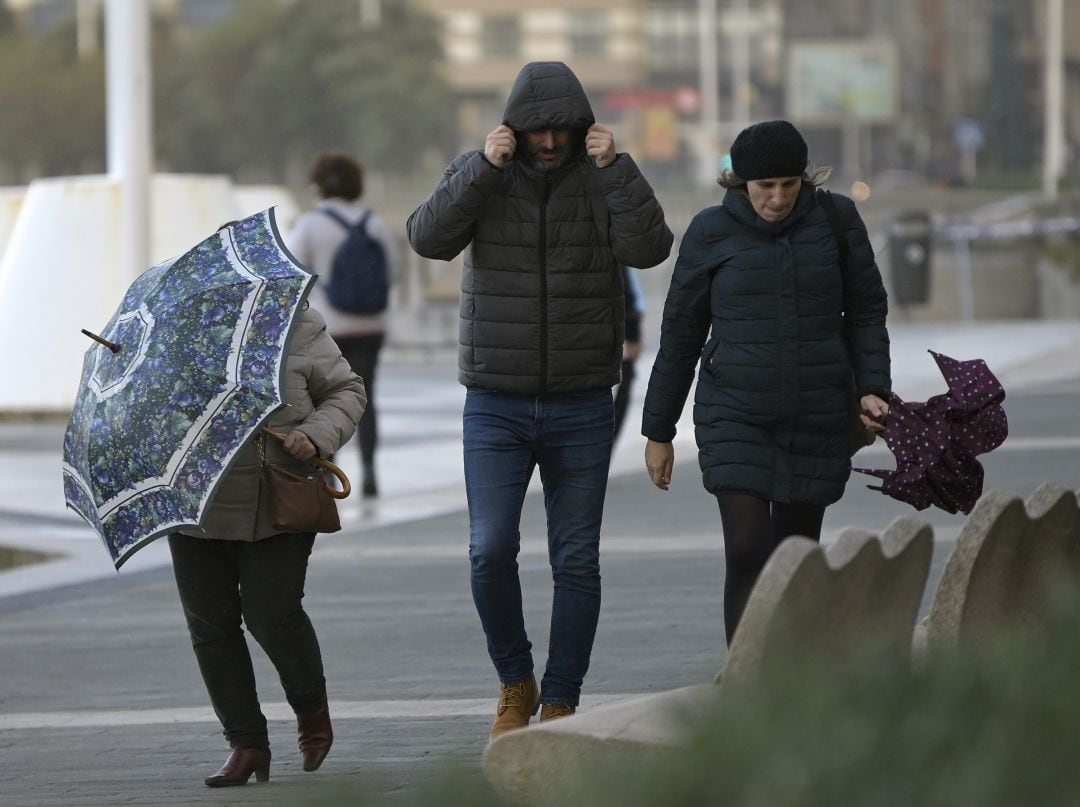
[701,336,724,381]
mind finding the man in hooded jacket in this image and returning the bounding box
[408,61,672,741]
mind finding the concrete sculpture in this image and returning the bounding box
[925,483,1080,652]
[483,519,934,803]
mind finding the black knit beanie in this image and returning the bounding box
[730,120,808,181]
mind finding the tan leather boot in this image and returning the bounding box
[539,703,576,722]
[489,675,539,741]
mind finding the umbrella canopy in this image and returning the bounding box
[62,208,315,569]
[855,351,1008,515]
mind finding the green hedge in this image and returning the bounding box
[296,589,1080,806]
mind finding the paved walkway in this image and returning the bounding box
[1,319,1079,805]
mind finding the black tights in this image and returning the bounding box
[717,493,826,645]
[336,332,384,478]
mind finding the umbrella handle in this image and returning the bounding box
[262,428,351,500]
[81,328,121,353]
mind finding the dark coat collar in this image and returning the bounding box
[721,183,815,236]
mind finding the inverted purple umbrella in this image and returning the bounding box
[855,351,1008,515]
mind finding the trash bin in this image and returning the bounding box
[888,210,932,306]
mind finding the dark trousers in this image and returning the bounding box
[716,493,826,645]
[335,332,384,479]
[168,532,324,750]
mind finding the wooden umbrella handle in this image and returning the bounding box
[262,428,351,499]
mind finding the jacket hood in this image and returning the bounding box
[502,62,595,132]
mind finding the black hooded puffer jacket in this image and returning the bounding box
[407,61,673,394]
[641,186,891,505]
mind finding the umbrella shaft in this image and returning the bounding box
[81,329,121,353]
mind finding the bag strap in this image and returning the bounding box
[320,207,350,230]
[321,207,371,233]
[818,189,849,272]
[819,189,852,323]
[818,189,863,402]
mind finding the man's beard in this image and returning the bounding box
[526,142,572,171]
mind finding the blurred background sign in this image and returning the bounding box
[643,107,680,161]
[953,117,986,184]
[785,39,899,124]
[604,86,702,115]
[953,118,986,154]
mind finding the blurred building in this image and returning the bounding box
[780,0,1079,183]
[409,0,786,180]
[412,0,1080,183]
[6,0,1080,183]
[411,0,675,172]
[4,0,261,27]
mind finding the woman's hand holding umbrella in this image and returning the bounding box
[859,393,890,435]
[854,352,1008,515]
[280,430,318,462]
[263,428,350,499]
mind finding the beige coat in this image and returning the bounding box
[180,305,366,541]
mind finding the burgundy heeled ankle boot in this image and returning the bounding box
[297,699,333,772]
[204,745,271,787]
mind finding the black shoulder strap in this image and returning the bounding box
[819,188,856,350]
[818,189,849,271]
[320,207,351,231]
[321,207,373,234]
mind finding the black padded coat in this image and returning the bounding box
[641,185,890,505]
[406,61,673,394]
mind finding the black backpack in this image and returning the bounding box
[320,208,389,315]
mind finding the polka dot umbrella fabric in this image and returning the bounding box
[854,351,1008,515]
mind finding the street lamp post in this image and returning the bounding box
[76,0,100,58]
[730,0,751,134]
[105,0,151,282]
[698,0,719,186]
[1042,0,1065,200]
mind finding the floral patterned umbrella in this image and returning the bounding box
[62,209,314,569]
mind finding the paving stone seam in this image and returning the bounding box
[0,695,640,730]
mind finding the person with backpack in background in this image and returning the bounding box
[289,151,397,498]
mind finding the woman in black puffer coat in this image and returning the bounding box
[641,121,891,644]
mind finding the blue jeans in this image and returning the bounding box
[463,388,614,706]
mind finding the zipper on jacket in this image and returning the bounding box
[538,179,551,393]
